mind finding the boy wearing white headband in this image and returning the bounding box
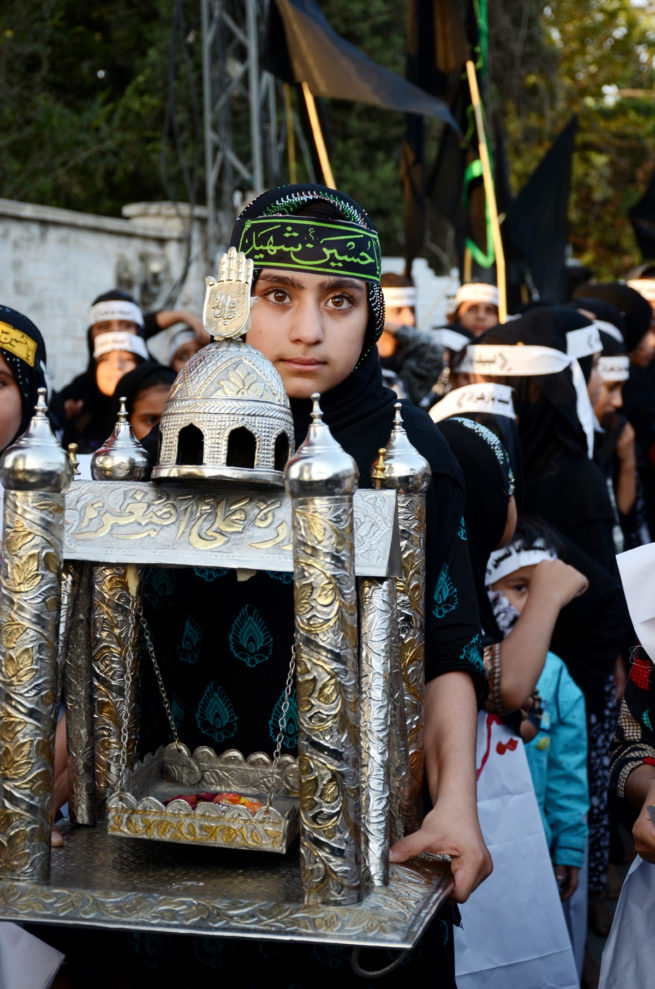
[378,272,445,406]
[448,282,499,337]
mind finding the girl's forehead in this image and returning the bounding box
[256,268,367,292]
[498,563,537,583]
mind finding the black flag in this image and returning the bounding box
[629,169,655,260]
[402,0,470,273]
[268,0,457,128]
[504,116,578,304]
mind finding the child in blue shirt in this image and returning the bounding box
[486,518,589,971]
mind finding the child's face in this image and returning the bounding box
[490,563,536,614]
[96,351,139,397]
[0,353,23,452]
[586,352,602,407]
[594,378,623,419]
[247,268,368,399]
[456,301,498,336]
[130,383,171,440]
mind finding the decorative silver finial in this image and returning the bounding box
[380,402,431,494]
[203,247,254,342]
[285,393,358,497]
[2,389,72,492]
[91,399,150,481]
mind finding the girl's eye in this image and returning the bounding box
[265,288,290,304]
[327,293,353,310]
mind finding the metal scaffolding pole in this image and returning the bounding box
[201,0,278,263]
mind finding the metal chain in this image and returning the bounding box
[116,587,138,794]
[130,581,294,813]
[134,590,181,750]
[271,643,296,768]
[265,642,296,813]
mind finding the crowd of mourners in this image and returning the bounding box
[3,182,655,988]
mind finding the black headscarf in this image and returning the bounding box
[569,295,626,341]
[479,308,588,469]
[109,360,176,434]
[0,304,49,447]
[573,283,651,352]
[437,416,514,640]
[479,308,616,569]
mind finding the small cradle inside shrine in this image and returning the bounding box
[0,252,452,951]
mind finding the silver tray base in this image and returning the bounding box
[0,820,452,949]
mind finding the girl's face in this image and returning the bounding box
[456,302,499,336]
[0,353,23,452]
[129,384,171,440]
[172,339,201,373]
[594,379,623,420]
[490,563,537,614]
[586,352,602,407]
[246,268,368,398]
[96,351,139,397]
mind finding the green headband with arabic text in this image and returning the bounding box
[237,217,381,283]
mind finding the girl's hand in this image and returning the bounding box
[389,798,492,903]
[530,559,588,609]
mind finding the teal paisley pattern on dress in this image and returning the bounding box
[457,516,467,541]
[180,615,202,664]
[268,689,298,751]
[433,563,458,619]
[265,569,294,584]
[196,682,237,743]
[193,566,228,582]
[459,633,484,671]
[229,605,273,667]
[141,568,175,609]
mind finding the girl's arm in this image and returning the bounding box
[496,561,588,711]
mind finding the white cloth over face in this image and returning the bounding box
[599,856,655,988]
[0,922,64,989]
[454,712,579,989]
[616,542,655,664]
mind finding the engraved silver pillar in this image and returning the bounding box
[358,575,394,886]
[91,401,149,800]
[63,562,96,824]
[382,404,431,836]
[0,392,71,881]
[285,395,362,905]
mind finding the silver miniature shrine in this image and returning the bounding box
[0,248,452,950]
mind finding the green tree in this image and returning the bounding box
[497,0,655,277]
[0,0,201,215]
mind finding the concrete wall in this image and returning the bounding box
[0,197,457,392]
[0,198,209,390]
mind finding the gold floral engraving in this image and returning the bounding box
[395,493,427,835]
[107,745,300,853]
[92,566,138,799]
[0,491,64,881]
[292,497,361,906]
